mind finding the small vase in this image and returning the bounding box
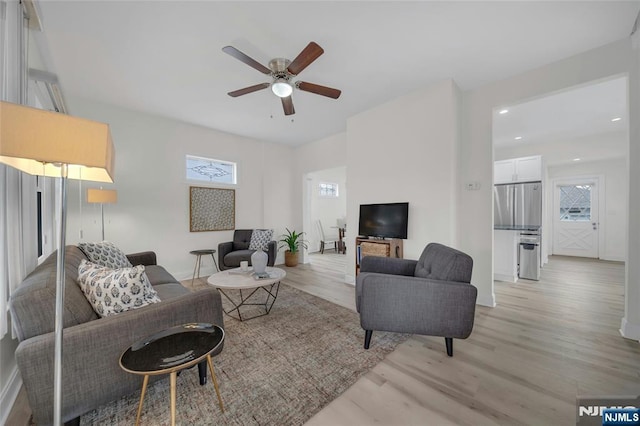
[251,248,268,274]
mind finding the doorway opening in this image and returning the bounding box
[302,166,347,273]
[491,75,628,296]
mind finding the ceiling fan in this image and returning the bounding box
[222,42,341,116]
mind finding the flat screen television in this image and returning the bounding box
[358,202,409,239]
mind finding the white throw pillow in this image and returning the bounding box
[77,260,161,317]
[78,241,133,269]
[248,229,273,251]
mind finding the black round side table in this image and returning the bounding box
[120,323,225,426]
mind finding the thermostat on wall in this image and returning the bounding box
[466,182,481,190]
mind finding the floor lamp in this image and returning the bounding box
[87,188,117,240]
[0,101,114,426]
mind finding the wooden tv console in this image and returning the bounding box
[355,237,403,276]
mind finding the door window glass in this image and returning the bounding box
[559,185,591,221]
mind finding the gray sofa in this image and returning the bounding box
[9,245,224,425]
[356,242,477,356]
[218,229,277,270]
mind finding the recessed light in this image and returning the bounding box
[573,158,581,161]
[611,117,622,122]
[499,109,509,114]
[514,136,522,140]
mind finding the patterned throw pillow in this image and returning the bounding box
[77,260,161,317]
[78,241,133,269]
[248,229,273,251]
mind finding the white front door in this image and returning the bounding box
[552,178,599,258]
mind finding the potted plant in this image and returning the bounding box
[279,228,308,267]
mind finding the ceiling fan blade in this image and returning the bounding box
[287,42,324,75]
[297,81,341,99]
[282,96,295,116]
[222,46,271,75]
[227,83,270,97]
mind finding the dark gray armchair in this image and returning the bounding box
[218,229,277,270]
[356,242,477,356]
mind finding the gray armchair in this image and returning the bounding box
[356,242,477,356]
[218,229,277,270]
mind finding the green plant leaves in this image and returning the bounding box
[278,228,309,253]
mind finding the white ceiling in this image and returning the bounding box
[492,76,628,147]
[35,1,640,145]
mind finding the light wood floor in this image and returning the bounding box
[305,254,639,425]
[287,251,354,310]
[7,254,639,425]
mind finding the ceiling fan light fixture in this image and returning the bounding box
[223,42,340,115]
[271,79,293,98]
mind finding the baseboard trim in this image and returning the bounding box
[494,273,517,283]
[477,293,496,308]
[174,266,217,282]
[601,253,625,262]
[0,366,22,426]
[620,317,640,341]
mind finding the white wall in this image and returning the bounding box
[64,98,295,279]
[295,80,462,283]
[459,38,634,309]
[547,158,627,261]
[623,30,640,340]
[306,167,347,252]
[346,79,461,283]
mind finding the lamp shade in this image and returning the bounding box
[0,101,114,182]
[87,188,117,204]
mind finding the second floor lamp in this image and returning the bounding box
[87,188,117,240]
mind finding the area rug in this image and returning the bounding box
[80,283,408,425]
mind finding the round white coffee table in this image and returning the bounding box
[207,267,286,321]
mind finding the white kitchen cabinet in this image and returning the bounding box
[494,155,542,184]
[494,160,516,184]
[494,230,519,282]
[515,156,542,182]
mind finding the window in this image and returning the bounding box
[186,155,236,185]
[34,174,54,262]
[31,87,56,264]
[319,182,339,198]
[559,184,591,221]
[36,179,43,257]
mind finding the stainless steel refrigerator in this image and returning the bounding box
[494,182,542,229]
[494,181,543,280]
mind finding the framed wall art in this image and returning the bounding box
[189,186,235,232]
